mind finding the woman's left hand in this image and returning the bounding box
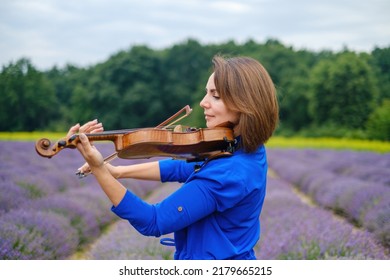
[66,119,104,175]
[66,119,103,138]
[76,133,105,170]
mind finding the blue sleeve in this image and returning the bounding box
[111,179,217,236]
[111,148,266,237]
[154,179,217,234]
[159,159,197,183]
[111,191,159,236]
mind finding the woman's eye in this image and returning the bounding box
[213,95,220,100]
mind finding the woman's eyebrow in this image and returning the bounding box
[206,87,217,93]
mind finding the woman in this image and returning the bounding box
[71,55,279,259]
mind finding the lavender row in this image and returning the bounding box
[0,142,161,214]
[256,177,388,259]
[1,141,388,259]
[81,148,389,259]
[0,141,162,259]
[83,177,388,259]
[267,148,390,248]
[267,149,390,186]
[84,182,180,259]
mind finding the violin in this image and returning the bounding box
[35,105,235,163]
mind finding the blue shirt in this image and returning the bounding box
[111,145,268,260]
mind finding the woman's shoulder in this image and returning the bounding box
[190,146,267,208]
[199,145,267,182]
[213,144,266,167]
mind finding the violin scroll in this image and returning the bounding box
[35,136,78,158]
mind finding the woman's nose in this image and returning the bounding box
[200,95,209,109]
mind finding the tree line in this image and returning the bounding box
[0,39,389,140]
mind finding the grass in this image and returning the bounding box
[1,132,389,153]
[0,132,66,141]
[266,136,390,153]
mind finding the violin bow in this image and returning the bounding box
[156,105,192,128]
[76,105,192,178]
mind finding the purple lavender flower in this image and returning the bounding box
[85,220,175,260]
[0,209,79,259]
[257,177,388,259]
[0,179,30,213]
[363,195,390,247]
[29,194,101,244]
[2,142,389,259]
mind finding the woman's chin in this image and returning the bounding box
[205,122,215,129]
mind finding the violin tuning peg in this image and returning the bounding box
[69,134,77,142]
[58,140,66,147]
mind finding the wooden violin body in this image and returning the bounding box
[35,126,235,161]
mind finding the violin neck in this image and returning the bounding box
[85,131,126,141]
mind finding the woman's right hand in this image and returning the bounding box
[77,162,121,179]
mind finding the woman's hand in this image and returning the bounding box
[76,133,127,206]
[76,162,93,177]
[66,119,103,138]
[77,161,121,178]
[67,119,104,177]
[76,133,105,170]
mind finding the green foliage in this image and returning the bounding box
[0,40,389,141]
[250,40,316,132]
[0,59,58,131]
[365,99,390,141]
[370,47,390,101]
[309,52,378,129]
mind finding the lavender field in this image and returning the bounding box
[0,141,389,259]
[0,141,161,259]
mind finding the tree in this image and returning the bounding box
[162,39,213,111]
[0,59,57,131]
[65,45,165,129]
[247,40,317,133]
[277,76,312,133]
[365,99,390,141]
[309,52,378,130]
[3,41,388,136]
[370,47,390,101]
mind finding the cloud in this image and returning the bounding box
[0,0,389,70]
[209,1,252,13]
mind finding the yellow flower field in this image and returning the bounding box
[1,132,389,153]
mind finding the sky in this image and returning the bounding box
[1,0,389,70]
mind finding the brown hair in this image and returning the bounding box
[212,55,279,153]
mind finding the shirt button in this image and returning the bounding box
[177,206,183,212]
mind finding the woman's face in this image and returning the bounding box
[200,73,240,130]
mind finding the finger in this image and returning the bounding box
[78,162,91,174]
[76,162,92,178]
[87,121,103,132]
[81,121,103,146]
[79,119,99,133]
[89,123,104,134]
[66,123,80,138]
[77,133,104,170]
[76,133,91,158]
[78,133,92,150]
